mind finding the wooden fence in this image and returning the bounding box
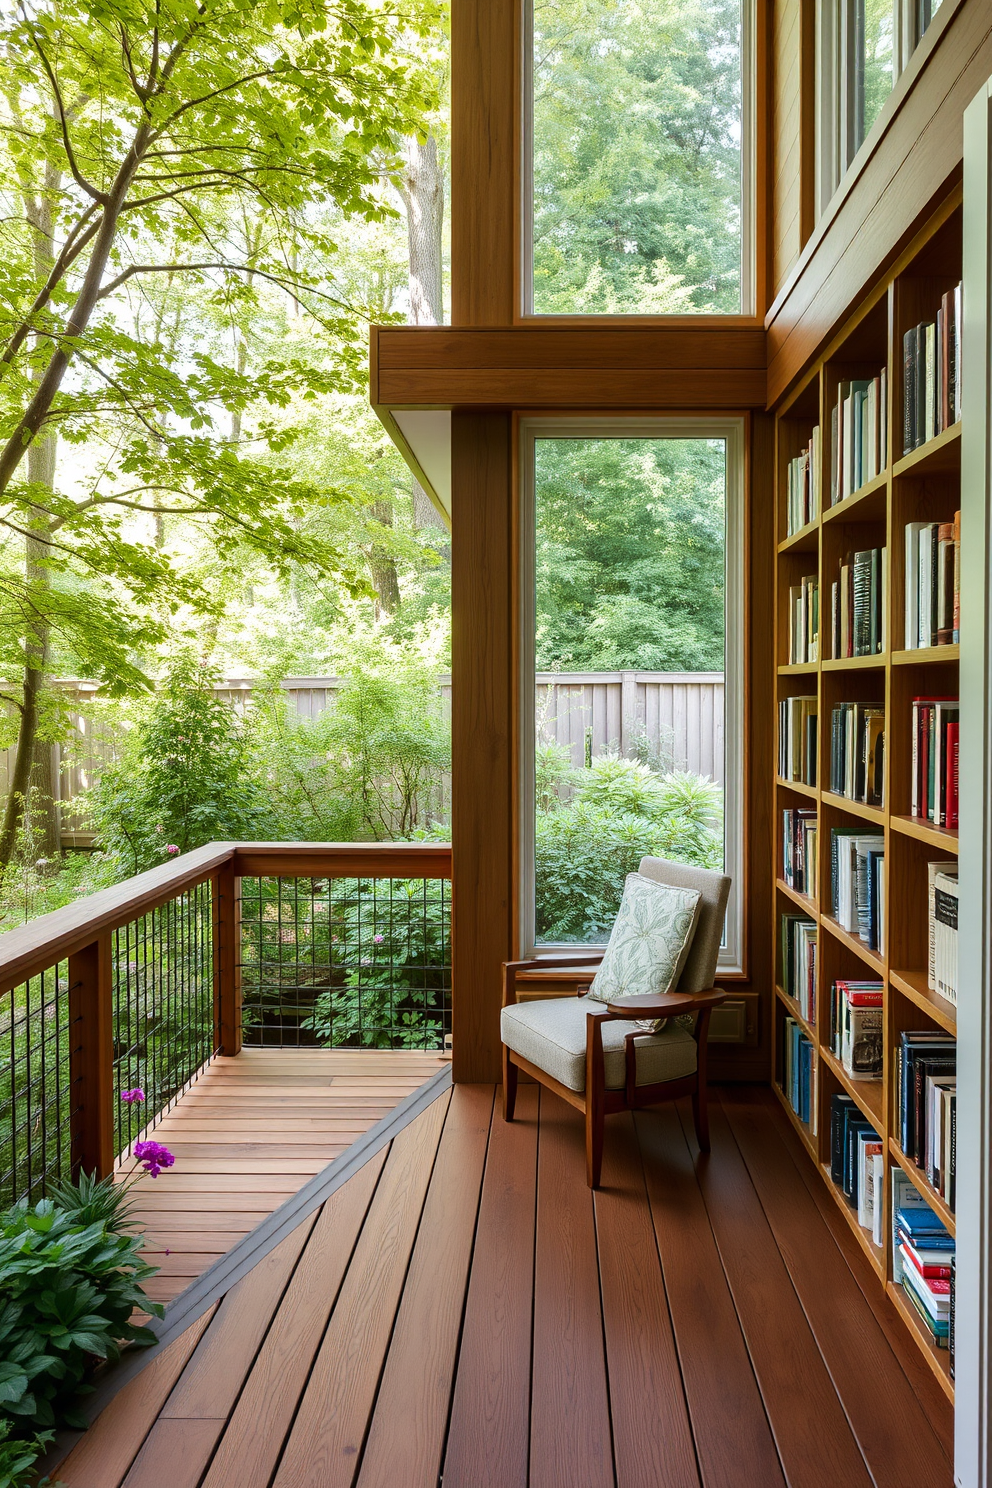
[4,672,724,848]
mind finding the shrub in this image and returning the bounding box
[0,1179,161,1483]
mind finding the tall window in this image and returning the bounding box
[519,420,744,970]
[527,0,750,315]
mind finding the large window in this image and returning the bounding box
[526,0,751,316]
[519,420,744,971]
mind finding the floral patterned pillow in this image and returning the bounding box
[587,873,702,1015]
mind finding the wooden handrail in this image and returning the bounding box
[232,842,452,878]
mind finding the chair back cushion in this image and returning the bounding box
[587,872,701,1003]
[636,857,732,992]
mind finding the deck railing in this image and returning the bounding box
[0,841,451,1207]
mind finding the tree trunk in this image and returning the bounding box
[399,134,449,538]
[367,500,401,616]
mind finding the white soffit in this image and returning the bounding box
[392,410,452,519]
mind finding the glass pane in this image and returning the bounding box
[531,0,744,315]
[857,0,893,150]
[533,437,726,944]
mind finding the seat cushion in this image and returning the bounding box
[587,872,701,1005]
[501,997,698,1093]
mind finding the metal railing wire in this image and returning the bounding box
[0,961,73,1209]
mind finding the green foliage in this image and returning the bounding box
[0,1419,54,1488]
[0,1188,161,1471]
[535,438,725,671]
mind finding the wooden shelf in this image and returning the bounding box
[777,661,818,675]
[889,815,958,852]
[820,915,886,975]
[771,1080,817,1161]
[887,1282,954,1401]
[889,1137,955,1236]
[818,1162,886,1280]
[775,983,816,1041]
[778,520,820,553]
[888,968,956,1033]
[820,1045,884,1127]
[821,470,888,525]
[821,652,887,671]
[775,878,818,915]
[893,421,961,478]
[819,792,886,827]
[776,775,818,799]
[891,644,959,666]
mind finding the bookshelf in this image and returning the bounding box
[772,189,961,1402]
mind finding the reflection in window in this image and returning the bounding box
[532,437,727,944]
[530,0,745,315]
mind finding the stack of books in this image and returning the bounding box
[782,807,817,897]
[911,697,959,827]
[902,283,962,455]
[830,827,885,950]
[830,547,885,658]
[781,913,817,1022]
[898,1031,956,1202]
[831,369,888,505]
[779,696,818,785]
[904,516,960,649]
[788,574,819,663]
[830,980,884,1080]
[830,1092,883,1239]
[829,702,885,806]
[894,1173,954,1347]
[926,863,959,1006]
[783,1016,816,1128]
[786,426,821,534]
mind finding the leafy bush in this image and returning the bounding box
[0,1420,53,1488]
[0,1180,162,1484]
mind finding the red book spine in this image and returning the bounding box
[946,720,959,831]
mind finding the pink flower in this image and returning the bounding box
[121,1088,145,1104]
[133,1140,175,1179]
[165,844,180,855]
[373,934,384,944]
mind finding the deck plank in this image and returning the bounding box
[442,1084,539,1488]
[120,1419,225,1488]
[635,1107,787,1488]
[530,1092,613,1488]
[272,1091,451,1488]
[357,1085,494,1488]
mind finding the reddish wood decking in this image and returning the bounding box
[117,1049,446,1304]
[62,1084,954,1488]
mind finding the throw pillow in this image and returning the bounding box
[587,873,702,1022]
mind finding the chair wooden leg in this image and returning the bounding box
[502,1045,518,1121]
[692,1083,710,1152]
[586,1101,605,1188]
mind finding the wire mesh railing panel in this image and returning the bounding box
[239,876,451,1051]
[113,879,215,1154]
[0,962,73,1209]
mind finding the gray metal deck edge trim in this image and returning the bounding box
[47,1063,453,1464]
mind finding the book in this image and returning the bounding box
[779,697,818,785]
[901,286,963,454]
[927,859,958,992]
[933,870,959,1006]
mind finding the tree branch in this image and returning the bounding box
[19,10,108,204]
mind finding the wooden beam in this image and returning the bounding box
[451,412,514,1083]
[69,933,114,1179]
[214,862,241,1058]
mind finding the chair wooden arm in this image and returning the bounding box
[502,952,605,1006]
[604,986,726,1020]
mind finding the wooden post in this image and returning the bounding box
[619,670,638,757]
[214,859,242,1057]
[68,933,114,1180]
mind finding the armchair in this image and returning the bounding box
[501,856,731,1187]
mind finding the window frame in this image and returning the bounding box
[516,415,746,973]
[520,0,756,320]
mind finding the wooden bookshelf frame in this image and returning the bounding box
[772,190,962,1403]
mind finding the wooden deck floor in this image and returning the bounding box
[62,1083,954,1488]
[118,1049,446,1304]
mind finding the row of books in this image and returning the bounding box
[787,574,819,664]
[830,1093,883,1242]
[829,980,883,1081]
[782,1016,816,1129]
[828,701,884,806]
[902,283,961,456]
[830,829,885,952]
[904,516,960,649]
[893,1174,954,1348]
[786,426,821,535]
[781,913,817,1023]
[779,696,817,787]
[911,697,959,828]
[831,368,888,505]
[782,807,817,898]
[898,1030,956,1206]
[830,547,885,659]
[927,861,959,1006]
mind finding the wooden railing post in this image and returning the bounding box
[68,933,115,1180]
[214,859,242,1056]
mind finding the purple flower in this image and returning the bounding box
[373,934,384,944]
[165,844,180,855]
[133,1139,175,1179]
[121,1088,145,1104]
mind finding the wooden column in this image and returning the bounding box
[68,933,114,1179]
[451,411,514,1083]
[214,860,242,1057]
